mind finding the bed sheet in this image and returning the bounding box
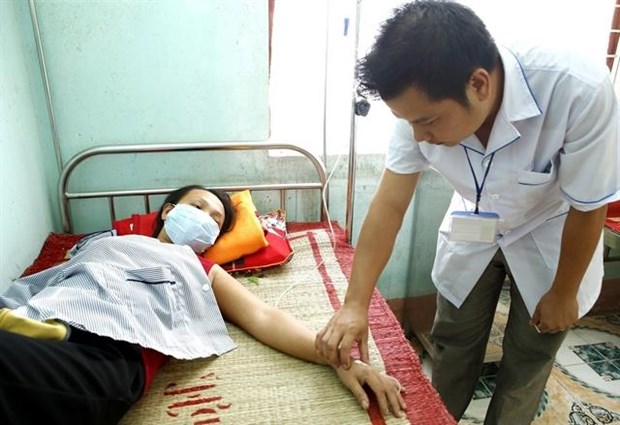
[22,222,455,425]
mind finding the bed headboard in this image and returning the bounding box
[59,142,327,233]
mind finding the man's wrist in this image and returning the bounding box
[548,282,579,299]
[343,293,372,310]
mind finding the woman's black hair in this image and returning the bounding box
[358,0,499,105]
[152,185,235,239]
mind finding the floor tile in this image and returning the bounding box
[461,397,490,423]
[555,331,589,367]
[571,343,608,363]
[591,342,620,360]
[573,328,620,347]
[561,362,620,396]
[421,356,432,379]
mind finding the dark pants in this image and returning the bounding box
[431,250,567,425]
[0,327,145,425]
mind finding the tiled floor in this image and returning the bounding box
[416,301,620,424]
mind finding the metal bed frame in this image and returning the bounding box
[59,142,328,233]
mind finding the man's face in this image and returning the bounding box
[384,75,491,147]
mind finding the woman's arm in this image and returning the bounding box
[209,265,321,362]
[209,265,406,418]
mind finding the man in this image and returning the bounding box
[315,1,618,424]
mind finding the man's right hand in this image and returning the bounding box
[315,303,369,369]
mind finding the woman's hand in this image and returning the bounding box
[334,360,406,418]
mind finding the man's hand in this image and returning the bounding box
[334,360,406,418]
[315,303,369,369]
[530,288,579,333]
[531,205,607,334]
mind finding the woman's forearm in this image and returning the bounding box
[245,306,326,364]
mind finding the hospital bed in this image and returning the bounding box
[22,142,455,425]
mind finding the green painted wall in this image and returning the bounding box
[31,0,270,232]
[0,0,57,291]
[35,0,269,162]
[327,153,454,299]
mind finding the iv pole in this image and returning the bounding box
[345,0,365,243]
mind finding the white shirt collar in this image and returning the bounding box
[498,45,543,122]
[461,46,544,155]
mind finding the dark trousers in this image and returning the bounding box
[0,327,145,425]
[431,250,567,425]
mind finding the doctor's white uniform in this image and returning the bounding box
[386,45,619,423]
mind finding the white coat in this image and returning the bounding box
[386,45,620,317]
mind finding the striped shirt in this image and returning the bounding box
[0,232,236,360]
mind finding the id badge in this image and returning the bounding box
[449,211,499,243]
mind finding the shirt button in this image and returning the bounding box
[490,193,500,200]
[202,284,210,292]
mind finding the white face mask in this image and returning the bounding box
[164,203,221,253]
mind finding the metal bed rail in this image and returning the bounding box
[59,142,328,233]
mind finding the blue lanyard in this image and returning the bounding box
[463,148,495,214]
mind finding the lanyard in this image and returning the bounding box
[463,147,495,214]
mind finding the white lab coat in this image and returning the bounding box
[386,45,620,317]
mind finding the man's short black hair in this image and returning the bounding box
[358,0,499,105]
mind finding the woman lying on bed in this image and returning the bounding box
[0,184,405,425]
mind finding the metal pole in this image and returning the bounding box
[345,0,362,243]
[28,0,63,172]
[322,0,331,212]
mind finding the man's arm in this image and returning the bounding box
[346,169,420,311]
[316,169,419,367]
[531,204,608,332]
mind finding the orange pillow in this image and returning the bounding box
[203,190,268,264]
[222,209,294,273]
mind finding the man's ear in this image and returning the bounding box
[468,68,491,101]
[161,203,175,221]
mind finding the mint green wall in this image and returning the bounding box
[0,0,57,291]
[31,0,270,231]
[34,0,269,163]
[327,154,453,299]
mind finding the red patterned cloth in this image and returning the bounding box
[606,201,620,233]
[21,233,83,277]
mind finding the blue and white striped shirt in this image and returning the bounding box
[0,232,236,360]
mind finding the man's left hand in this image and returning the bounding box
[530,288,578,333]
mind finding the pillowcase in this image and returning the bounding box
[202,190,268,264]
[113,212,158,237]
[222,209,294,273]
